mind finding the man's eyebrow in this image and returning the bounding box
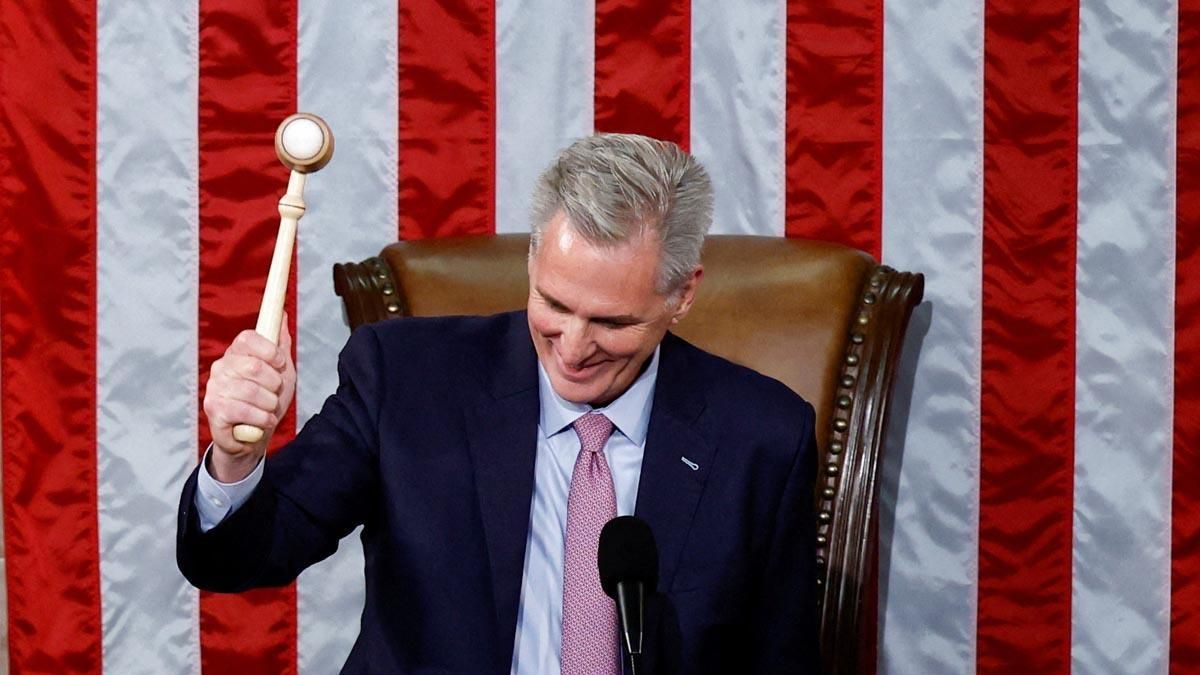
[537,287,569,310]
[536,287,640,324]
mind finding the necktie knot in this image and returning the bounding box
[572,412,614,455]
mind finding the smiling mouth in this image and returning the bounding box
[556,353,607,382]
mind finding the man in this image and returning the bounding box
[178,133,819,673]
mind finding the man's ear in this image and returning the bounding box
[669,266,704,324]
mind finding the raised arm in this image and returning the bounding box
[177,324,385,592]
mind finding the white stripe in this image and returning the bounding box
[1072,0,1176,671]
[878,0,984,672]
[96,1,200,673]
[296,0,399,671]
[495,0,594,234]
[689,0,786,236]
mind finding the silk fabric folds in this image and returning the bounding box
[0,0,1193,673]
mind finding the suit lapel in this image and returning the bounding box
[635,333,716,593]
[464,313,539,660]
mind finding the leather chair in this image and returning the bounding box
[333,234,924,673]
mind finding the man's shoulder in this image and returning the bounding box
[340,311,528,391]
[664,332,814,421]
[356,310,524,351]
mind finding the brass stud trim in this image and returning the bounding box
[813,265,899,614]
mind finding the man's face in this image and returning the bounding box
[527,211,702,407]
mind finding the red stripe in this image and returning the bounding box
[594,0,691,150]
[198,2,298,671]
[1173,0,1200,668]
[0,2,102,670]
[977,3,1077,671]
[784,0,883,257]
[397,0,495,239]
[783,6,883,665]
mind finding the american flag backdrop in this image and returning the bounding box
[0,0,1195,673]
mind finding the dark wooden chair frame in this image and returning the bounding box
[333,237,924,674]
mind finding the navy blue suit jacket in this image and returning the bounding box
[178,311,819,673]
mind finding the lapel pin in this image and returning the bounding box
[680,456,699,471]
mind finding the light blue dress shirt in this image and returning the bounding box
[510,348,657,674]
[195,347,659,675]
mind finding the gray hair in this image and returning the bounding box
[529,133,713,295]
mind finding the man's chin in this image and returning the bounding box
[553,383,600,406]
[548,374,607,407]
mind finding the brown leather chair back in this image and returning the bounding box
[334,234,924,674]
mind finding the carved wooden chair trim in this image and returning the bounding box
[332,256,404,327]
[333,239,925,674]
[816,265,924,674]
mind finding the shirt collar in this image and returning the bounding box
[537,346,659,446]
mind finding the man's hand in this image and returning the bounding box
[203,319,296,482]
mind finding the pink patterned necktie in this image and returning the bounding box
[560,412,620,675]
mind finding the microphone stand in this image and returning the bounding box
[627,652,642,675]
[617,581,644,675]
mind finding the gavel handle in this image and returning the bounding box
[232,171,306,444]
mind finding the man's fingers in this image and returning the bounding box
[216,377,280,413]
[211,398,278,433]
[218,354,284,393]
[204,382,278,428]
[204,325,294,461]
[228,329,287,369]
[279,314,292,357]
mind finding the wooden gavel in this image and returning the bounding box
[232,113,335,444]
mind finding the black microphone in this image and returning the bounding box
[598,515,659,667]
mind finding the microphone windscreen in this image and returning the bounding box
[598,516,659,598]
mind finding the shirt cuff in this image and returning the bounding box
[194,445,265,532]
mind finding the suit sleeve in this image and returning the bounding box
[748,401,820,673]
[177,324,385,592]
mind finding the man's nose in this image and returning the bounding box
[557,317,592,365]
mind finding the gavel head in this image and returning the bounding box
[275,113,334,173]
